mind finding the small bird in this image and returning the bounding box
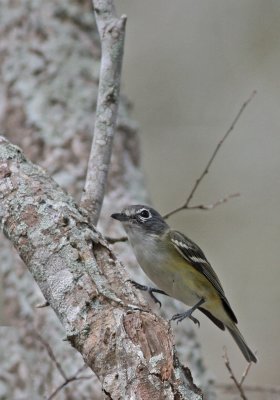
[111,204,257,363]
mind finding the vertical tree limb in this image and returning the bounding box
[80,0,127,225]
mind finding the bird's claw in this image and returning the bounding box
[128,279,162,307]
[189,315,200,327]
[171,311,200,327]
[128,279,147,291]
[149,291,162,307]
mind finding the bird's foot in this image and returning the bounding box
[147,289,162,307]
[171,310,200,327]
[128,279,168,308]
[128,280,147,291]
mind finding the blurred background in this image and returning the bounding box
[116,0,280,390]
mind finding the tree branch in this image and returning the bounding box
[35,331,68,381]
[35,331,92,399]
[163,91,256,219]
[48,365,92,400]
[80,0,127,225]
[105,234,128,243]
[0,137,202,399]
[186,192,240,211]
[216,382,280,396]
[222,347,254,400]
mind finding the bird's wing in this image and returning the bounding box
[169,230,237,323]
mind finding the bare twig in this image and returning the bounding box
[35,331,67,381]
[223,347,254,400]
[186,192,240,211]
[216,382,280,395]
[35,300,49,308]
[164,90,256,219]
[47,365,92,400]
[80,0,127,225]
[35,331,92,400]
[105,234,127,243]
[239,358,253,386]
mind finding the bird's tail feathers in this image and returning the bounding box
[227,324,257,363]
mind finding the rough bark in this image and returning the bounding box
[0,0,213,398]
[0,136,202,399]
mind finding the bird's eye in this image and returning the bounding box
[140,210,150,218]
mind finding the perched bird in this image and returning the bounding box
[111,204,257,363]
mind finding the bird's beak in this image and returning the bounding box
[111,212,129,222]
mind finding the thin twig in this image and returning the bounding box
[164,90,256,219]
[105,234,127,243]
[186,192,240,210]
[35,300,49,308]
[47,365,92,400]
[80,0,127,226]
[223,347,252,400]
[239,358,253,386]
[35,331,92,400]
[216,382,280,395]
[35,331,67,381]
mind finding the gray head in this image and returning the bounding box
[111,205,169,235]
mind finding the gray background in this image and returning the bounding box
[116,0,280,388]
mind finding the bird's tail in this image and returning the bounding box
[227,324,257,363]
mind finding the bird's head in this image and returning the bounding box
[111,205,168,236]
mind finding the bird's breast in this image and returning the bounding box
[128,232,200,306]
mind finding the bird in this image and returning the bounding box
[111,204,257,363]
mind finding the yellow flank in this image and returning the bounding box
[166,247,225,317]
[175,258,218,296]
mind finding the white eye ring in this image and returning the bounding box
[138,208,151,219]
